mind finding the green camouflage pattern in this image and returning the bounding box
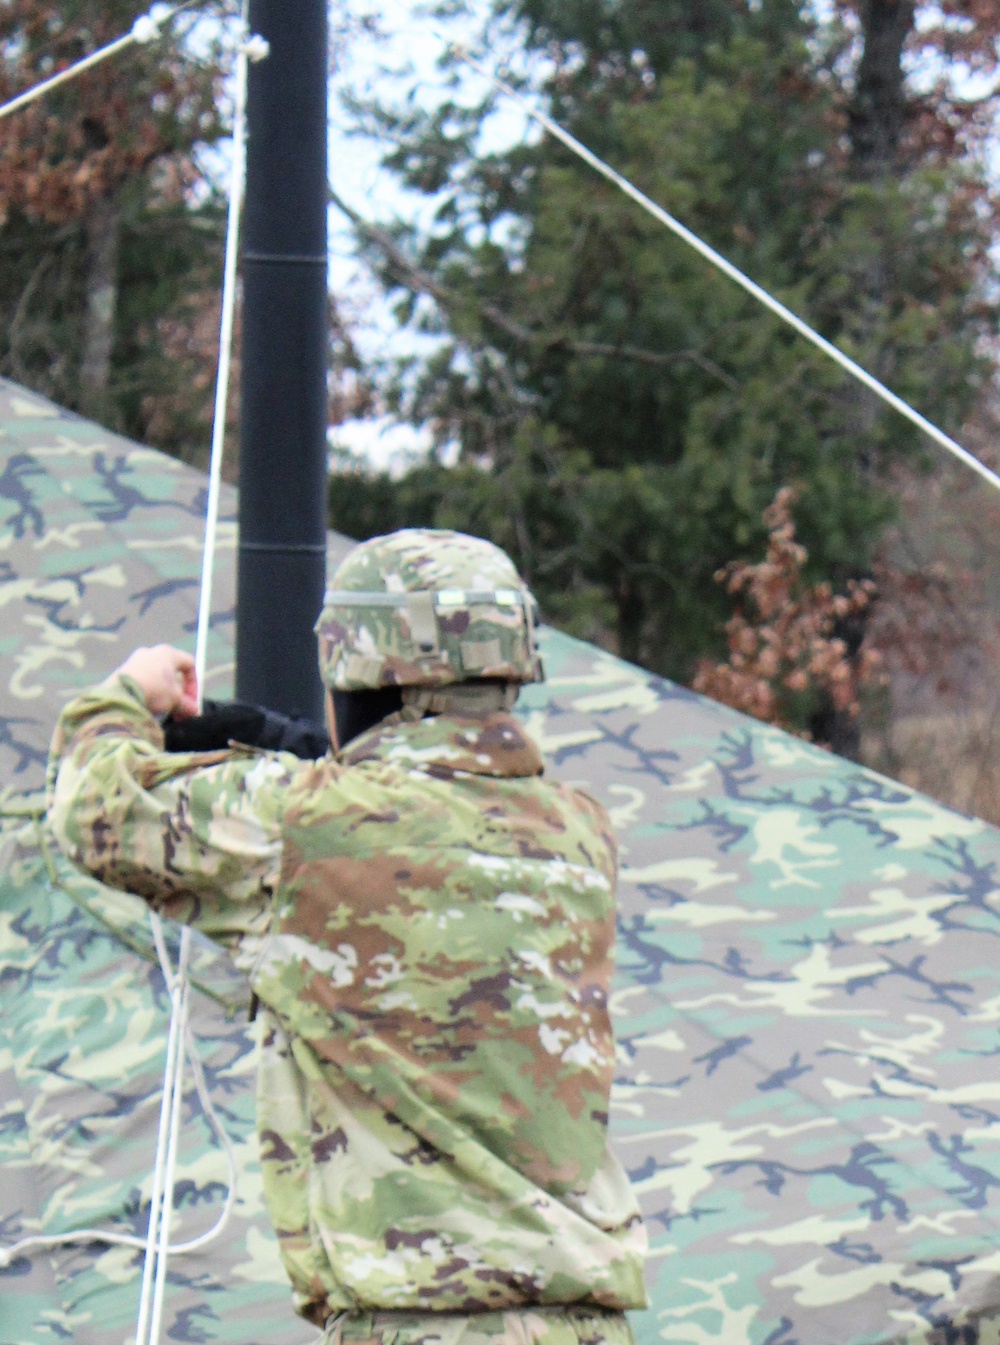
[516,645,1000,1345]
[7,381,1000,1342]
[0,801,320,1345]
[48,676,647,1324]
[316,528,543,690]
[327,1305,636,1345]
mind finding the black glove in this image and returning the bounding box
[163,699,330,760]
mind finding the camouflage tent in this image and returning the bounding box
[4,378,1000,1344]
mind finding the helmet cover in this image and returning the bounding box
[315,528,544,691]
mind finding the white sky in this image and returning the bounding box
[327,0,539,473]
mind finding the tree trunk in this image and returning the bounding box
[616,578,644,667]
[820,3,919,752]
[842,0,918,466]
[79,193,120,419]
[849,0,917,180]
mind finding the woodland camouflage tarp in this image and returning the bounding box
[4,378,1000,1344]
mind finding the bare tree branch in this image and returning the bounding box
[331,188,739,391]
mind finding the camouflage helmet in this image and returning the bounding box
[315,528,544,691]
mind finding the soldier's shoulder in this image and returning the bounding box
[548,776,612,823]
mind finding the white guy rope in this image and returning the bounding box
[146,928,194,1345]
[450,45,1000,497]
[139,14,265,1342]
[193,16,267,692]
[0,912,237,1285]
[0,1020,238,1266]
[0,921,237,1275]
[0,3,202,124]
[135,923,192,1345]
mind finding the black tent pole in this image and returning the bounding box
[236,0,328,721]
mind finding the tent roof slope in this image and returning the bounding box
[0,806,314,1345]
[4,384,1000,1342]
[521,636,1000,1344]
[0,377,235,792]
[0,376,350,792]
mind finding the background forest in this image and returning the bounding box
[3,1,1000,813]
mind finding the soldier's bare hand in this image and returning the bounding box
[118,645,199,719]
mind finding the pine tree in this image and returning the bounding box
[330,0,999,689]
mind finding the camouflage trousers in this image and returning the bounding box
[319,1307,636,1345]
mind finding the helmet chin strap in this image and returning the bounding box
[401,682,519,716]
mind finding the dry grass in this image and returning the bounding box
[863,700,1000,826]
[857,416,1000,827]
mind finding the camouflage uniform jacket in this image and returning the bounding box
[49,676,649,1326]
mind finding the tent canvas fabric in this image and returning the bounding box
[3,379,1000,1344]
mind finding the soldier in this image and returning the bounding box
[49,528,649,1345]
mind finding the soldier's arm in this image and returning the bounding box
[48,650,298,945]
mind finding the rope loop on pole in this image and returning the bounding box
[132,5,179,45]
[0,2,203,124]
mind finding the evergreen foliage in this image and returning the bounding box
[330,0,1000,685]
